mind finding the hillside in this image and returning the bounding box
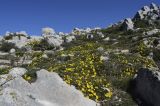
[0,3,160,106]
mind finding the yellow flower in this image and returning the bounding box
[26,76,31,80]
[105,91,112,98]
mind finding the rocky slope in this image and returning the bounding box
[0,2,160,106]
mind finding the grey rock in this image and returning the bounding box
[4,32,30,48]
[134,3,160,20]
[65,35,76,43]
[9,67,27,78]
[150,3,159,10]
[129,68,160,106]
[86,34,94,39]
[142,6,150,12]
[42,27,63,47]
[0,69,98,106]
[9,48,16,54]
[103,37,110,41]
[145,29,160,36]
[97,47,104,52]
[122,18,134,30]
[41,53,48,59]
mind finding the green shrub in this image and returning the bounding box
[28,39,55,51]
[0,41,17,52]
[134,20,150,28]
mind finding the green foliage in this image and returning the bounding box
[101,25,121,35]
[29,43,113,101]
[134,20,149,28]
[0,41,17,52]
[23,70,37,83]
[0,68,10,75]
[28,39,55,51]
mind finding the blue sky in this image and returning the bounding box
[0,0,159,35]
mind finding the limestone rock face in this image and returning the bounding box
[0,68,98,106]
[42,27,63,47]
[3,31,30,48]
[122,18,134,30]
[129,68,160,106]
[134,3,160,20]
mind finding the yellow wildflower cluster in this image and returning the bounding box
[136,42,150,56]
[48,43,112,101]
[110,53,155,78]
[28,52,44,68]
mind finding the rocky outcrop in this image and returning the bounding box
[121,18,134,30]
[128,68,160,106]
[134,3,160,20]
[3,31,30,48]
[64,35,76,43]
[0,68,98,106]
[42,27,63,47]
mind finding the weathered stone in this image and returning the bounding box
[0,69,98,106]
[122,18,134,30]
[4,31,30,48]
[64,35,76,43]
[128,68,160,106]
[42,27,63,47]
[9,67,27,78]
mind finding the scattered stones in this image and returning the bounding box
[145,29,160,36]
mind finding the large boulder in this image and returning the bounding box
[128,68,160,106]
[0,68,98,106]
[42,27,63,47]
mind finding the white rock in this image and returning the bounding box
[65,35,76,43]
[150,3,159,10]
[0,69,98,106]
[97,47,104,52]
[100,56,109,61]
[9,49,16,54]
[145,29,160,36]
[103,37,110,41]
[42,27,63,47]
[42,54,48,59]
[87,34,94,39]
[122,18,134,30]
[121,49,129,54]
[9,67,27,78]
[42,27,56,37]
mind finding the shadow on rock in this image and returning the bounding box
[127,68,160,106]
